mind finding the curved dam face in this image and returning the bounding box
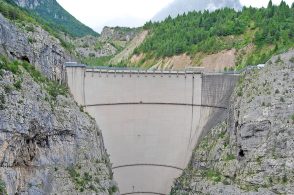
[65,64,239,195]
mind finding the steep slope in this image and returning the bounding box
[11,0,97,37]
[153,0,242,22]
[78,26,142,66]
[171,50,294,194]
[109,30,148,64]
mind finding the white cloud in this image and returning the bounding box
[56,0,174,32]
[240,0,293,8]
[57,0,294,32]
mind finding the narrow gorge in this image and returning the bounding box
[0,0,293,194]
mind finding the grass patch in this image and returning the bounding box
[13,79,22,90]
[81,56,112,67]
[66,166,97,192]
[0,180,6,195]
[202,169,222,182]
[237,90,243,97]
[219,131,226,139]
[225,154,236,161]
[0,57,19,74]
[4,84,12,94]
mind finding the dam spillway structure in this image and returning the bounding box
[65,63,239,195]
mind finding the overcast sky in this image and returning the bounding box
[56,0,294,32]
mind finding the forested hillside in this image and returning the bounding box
[134,1,294,69]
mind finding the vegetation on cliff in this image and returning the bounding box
[134,1,294,69]
[0,56,118,194]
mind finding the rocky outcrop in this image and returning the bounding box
[171,50,294,194]
[12,0,41,9]
[74,35,117,58]
[0,63,118,194]
[23,24,72,81]
[100,26,138,42]
[110,30,148,65]
[0,13,72,80]
[73,27,140,60]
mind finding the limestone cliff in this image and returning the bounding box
[0,60,118,194]
[0,10,118,195]
[0,13,71,80]
[74,27,140,58]
[171,50,294,194]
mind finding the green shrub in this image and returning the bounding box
[28,37,36,44]
[46,81,68,100]
[14,80,22,90]
[225,154,236,161]
[203,169,222,182]
[22,61,45,83]
[0,93,5,110]
[237,90,243,97]
[0,180,6,194]
[4,84,12,94]
[67,167,80,180]
[83,172,92,182]
[25,25,35,32]
[219,131,226,139]
[108,185,118,194]
[0,57,20,74]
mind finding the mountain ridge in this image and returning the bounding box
[11,0,98,37]
[153,0,242,22]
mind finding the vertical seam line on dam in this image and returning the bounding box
[82,68,86,106]
[189,73,195,149]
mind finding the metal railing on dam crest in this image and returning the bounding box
[65,62,239,195]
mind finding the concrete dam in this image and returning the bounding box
[65,64,239,195]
